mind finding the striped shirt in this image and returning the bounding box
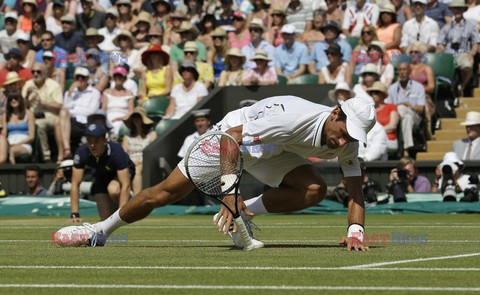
[286,0,314,34]
[437,18,480,56]
[342,3,380,37]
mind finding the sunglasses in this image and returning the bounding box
[9,96,21,101]
[113,74,125,79]
[368,91,383,95]
[272,14,283,17]
[326,52,339,56]
[43,57,53,61]
[32,70,42,74]
[106,15,117,20]
[249,28,262,33]
[185,51,196,55]
[118,3,130,7]
[148,35,161,39]
[7,55,21,60]
[17,39,29,44]
[75,75,87,80]
[118,36,129,41]
[42,38,52,42]
[213,36,225,40]
[362,31,373,36]
[61,21,73,25]
[233,17,244,21]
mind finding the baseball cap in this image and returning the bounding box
[84,123,107,137]
[443,152,463,166]
[113,66,128,77]
[233,11,246,20]
[43,51,54,58]
[412,0,427,4]
[106,7,119,18]
[281,24,296,34]
[339,97,377,147]
[53,0,65,6]
[61,14,76,23]
[191,109,211,118]
[17,31,30,42]
[74,67,89,77]
[5,12,18,21]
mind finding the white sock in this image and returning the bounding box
[243,194,269,220]
[97,209,128,235]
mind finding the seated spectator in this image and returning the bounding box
[122,107,157,194]
[112,30,140,78]
[353,63,380,99]
[174,42,214,88]
[139,45,172,102]
[218,48,246,86]
[358,121,388,161]
[186,0,203,24]
[407,42,435,98]
[309,20,352,75]
[164,61,208,119]
[164,8,185,47]
[392,0,413,25]
[0,49,32,89]
[98,8,121,53]
[82,49,110,92]
[133,11,152,50]
[34,31,68,72]
[389,157,431,193]
[133,26,171,76]
[57,67,101,161]
[367,81,399,150]
[376,3,402,58]
[426,0,453,29]
[22,63,63,163]
[228,11,251,49]
[265,5,287,47]
[241,18,275,71]
[318,44,351,85]
[247,0,270,26]
[453,111,480,160]
[197,14,217,52]
[30,15,47,52]
[18,0,38,32]
[327,82,353,104]
[151,0,172,29]
[46,0,65,36]
[342,0,379,38]
[102,66,134,136]
[55,15,85,55]
[109,63,138,98]
[300,9,326,54]
[363,41,394,87]
[16,32,36,70]
[76,0,106,33]
[286,0,313,34]
[177,108,211,159]
[207,28,229,80]
[0,125,6,164]
[386,62,426,157]
[274,24,309,81]
[0,12,21,54]
[242,49,277,86]
[400,0,439,52]
[24,165,48,195]
[216,0,234,27]
[1,91,34,164]
[169,21,207,74]
[437,0,480,97]
[350,24,378,76]
[83,28,105,53]
[464,0,480,27]
[43,51,65,92]
[1,73,25,117]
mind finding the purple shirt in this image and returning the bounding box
[414,175,431,193]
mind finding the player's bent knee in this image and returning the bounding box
[305,183,327,206]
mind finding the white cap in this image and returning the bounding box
[74,67,89,77]
[460,111,480,126]
[17,31,30,42]
[440,160,458,174]
[412,0,427,4]
[281,24,296,34]
[42,51,54,58]
[339,97,376,147]
[5,11,18,20]
[443,152,463,166]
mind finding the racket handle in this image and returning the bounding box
[234,216,255,251]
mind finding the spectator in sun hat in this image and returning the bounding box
[0,11,22,54]
[133,11,153,50]
[173,41,214,88]
[207,27,229,80]
[16,31,36,69]
[286,0,314,34]
[139,44,172,101]
[45,0,66,36]
[76,0,106,33]
[241,18,275,70]
[177,108,211,159]
[112,30,141,78]
[81,49,110,92]
[98,8,121,53]
[116,0,138,32]
[363,40,394,87]
[197,14,218,52]
[274,24,309,81]
[241,49,277,85]
[164,61,208,120]
[228,11,251,49]
[169,21,207,75]
[452,112,480,161]
[164,7,186,47]
[328,81,354,105]
[150,0,172,30]
[109,63,139,98]
[353,63,380,99]
[0,48,33,89]
[265,5,287,47]
[133,25,171,74]
[55,15,85,55]
[18,0,39,32]
[218,48,246,86]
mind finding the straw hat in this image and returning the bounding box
[3,72,24,86]
[123,107,154,129]
[116,0,132,6]
[183,41,198,53]
[449,0,468,8]
[113,30,137,47]
[270,5,286,16]
[212,27,227,37]
[22,0,37,8]
[360,63,380,77]
[366,81,388,95]
[141,44,170,66]
[175,21,198,36]
[460,112,480,126]
[171,8,186,19]
[84,28,105,42]
[249,18,266,32]
[225,48,246,65]
[328,82,354,102]
[380,3,395,14]
[250,49,271,61]
[136,11,152,26]
[60,14,75,24]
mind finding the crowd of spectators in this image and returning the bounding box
[0,0,479,168]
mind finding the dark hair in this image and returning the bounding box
[41,31,55,40]
[198,14,217,35]
[25,165,43,178]
[337,106,347,121]
[6,90,26,122]
[378,11,397,27]
[32,15,46,35]
[129,114,152,138]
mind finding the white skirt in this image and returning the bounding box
[7,133,33,155]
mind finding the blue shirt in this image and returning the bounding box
[35,46,68,69]
[310,39,352,72]
[241,40,275,70]
[55,31,86,54]
[386,80,426,107]
[274,41,309,75]
[425,2,453,29]
[73,141,135,179]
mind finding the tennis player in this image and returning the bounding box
[58,95,375,251]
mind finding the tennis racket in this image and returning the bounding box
[185,131,255,251]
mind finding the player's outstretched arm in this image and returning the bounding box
[338,176,369,251]
[69,167,84,223]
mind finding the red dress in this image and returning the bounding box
[376,104,398,140]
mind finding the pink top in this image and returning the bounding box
[228,30,251,49]
[268,27,284,47]
[242,67,278,84]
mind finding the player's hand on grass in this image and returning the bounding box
[338,236,369,252]
[214,195,253,234]
[69,217,83,223]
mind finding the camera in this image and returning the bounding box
[333,187,349,207]
[441,164,457,202]
[451,43,460,51]
[386,179,407,202]
[59,159,74,181]
[460,186,479,202]
[397,168,408,181]
[363,180,381,203]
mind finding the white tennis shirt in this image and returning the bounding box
[217,95,361,177]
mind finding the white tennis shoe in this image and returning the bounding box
[54,223,105,247]
[213,213,264,249]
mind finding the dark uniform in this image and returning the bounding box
[73,141,136,195]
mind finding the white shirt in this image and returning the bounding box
[46,17,63,36]
[0,29,21,53]
[353,84,373,100]
[63,85,101,124]
[171,82,208,119]
[98,27,121,53]
[110,79,138,97]
[217,96,362,177]
[400,16,439,48]
[177,131,200,158]
[358,122,387,161]
[463,137,480,160]
[342,3,380,37]
[463,5,480,25]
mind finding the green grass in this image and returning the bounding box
[0,214,479,294]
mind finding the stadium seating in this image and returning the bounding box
[155,119,179,135]
[290,74,318,85]
[426,53,455,101]
[117,124,129,144]
[277,75,288,85]
[143,96,170,123]
[345,37,359,50]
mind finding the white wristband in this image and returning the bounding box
[220,174,238,194]
[347,224,365,244]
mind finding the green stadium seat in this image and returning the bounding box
[155,119,179,135]
[143,96,170,123]
[277,75,288,85]
[345,37,359,50]
[132,77,140,86]
[117,123,129,144]
[352,74,359,86]
[290,74,318,85]
[64,79,74,92]
[426,53,455,101]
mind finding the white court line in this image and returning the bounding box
[1,225,480,229]
[1,239,479,243]
[0,284,478,291]
[0,265,479,271]
[345,253,480,269]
